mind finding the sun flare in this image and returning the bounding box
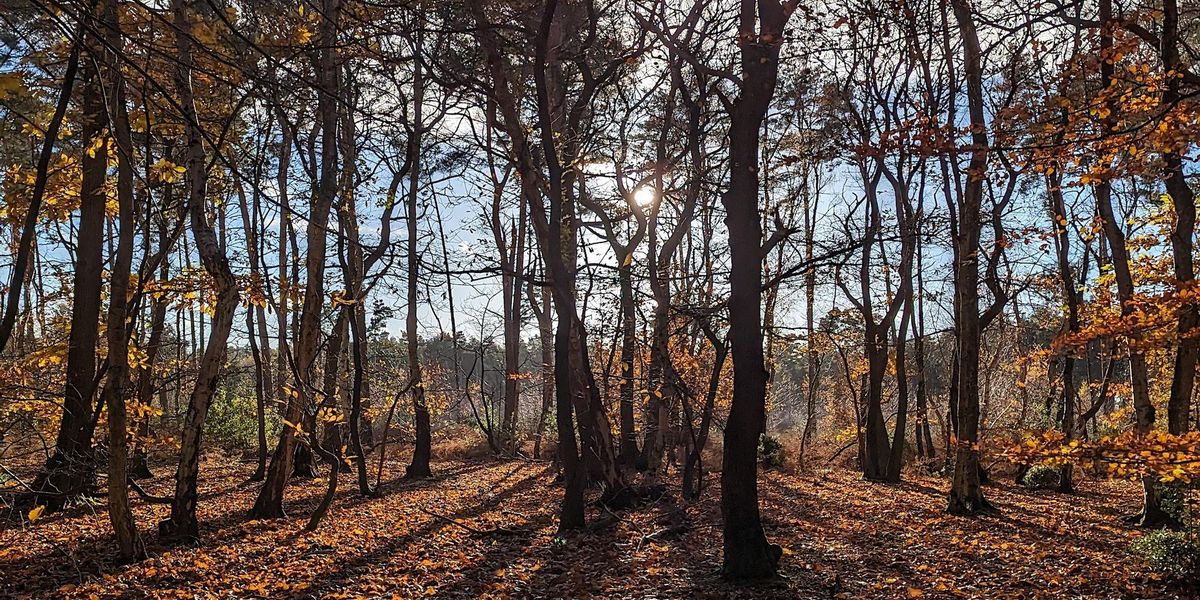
[633,186,656,207]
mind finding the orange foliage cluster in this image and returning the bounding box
[1001,430,1200,484]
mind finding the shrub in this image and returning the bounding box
[1131,529,1200,579]
[1021,464,1060,490]
[204,392,277,451]
[1158,482,1193,525]
[758,434,786,470]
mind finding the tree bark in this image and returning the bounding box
[33,52,105,509]
[159,0,240,543]
[1093,0,1165,525]
[99,0,143,560]
[250,0,341,518]
[719,0,792,580]
[946,0,993,515]
[404,24,432,479]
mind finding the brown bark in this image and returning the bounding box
[1048,173,1079,493]
[529,278,555,460]
[719,0,793,580]
[33,53,105,508]
[98,0,143,560]
[404,24,432,479]
[158,0,241,543]
[250,0,341,518]
[1161,0,1196,437]
[1093,0,1165,525]
[946,0,993,514]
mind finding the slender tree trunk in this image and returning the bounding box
[1049,173,1079,493]
[801,171,820,452]
[237,179,270,482]
[250,0,341,518]
[159,0,240,542]
[404,25,432,479]
[616,259,640,467]
[132,227,169,481]
[99,0,142,560]
[684,329,726,501]
[886,303,913,483]
[0,15,83,356]
[530,279,554,460]
[914,240,934,460]
[33,54,105,509]
[1161,0,1196,437]
[947,0,993,514]
[1093,0,1165,525]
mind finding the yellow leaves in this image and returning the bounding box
[84,135,108,159]
[128,344,151,371]
[150,158,186,183]
[1004,430,1200,485]
[330,290,357,306]
[907,587,924,597]
[316,406,343,423]
[27,505,45,522]
[0,71,27,99]
[295,25,315,44]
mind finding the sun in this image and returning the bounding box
[633,186,656,207]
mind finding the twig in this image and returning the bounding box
[419,506,524,536]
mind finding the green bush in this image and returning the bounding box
[1021,464,1060,490]
[758,434,786,470]
[1131,529,1200,579]
[1158,482,1193,524]
[204,392,278,451]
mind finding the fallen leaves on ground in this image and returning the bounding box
[0,454,1191,598]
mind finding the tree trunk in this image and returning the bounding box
[719,0,791,579]
[1049,172,1079,493]
[947,0,993,514]
[0,14,83,356]
[250,0,341,519]
[1162,0,1196,437]
[236,178,270,482]
[159,0,240,542]
[530,280,555,460]
[1093,0,1164,525]
[616,259,640,467]
[99,0,142,560]
[404,25,432,479]
[33,56,105,509]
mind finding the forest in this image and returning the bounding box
[1,0,1199,597]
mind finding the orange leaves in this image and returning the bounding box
[1003,430,1200,484]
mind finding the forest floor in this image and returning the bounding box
[0,450,1192,599]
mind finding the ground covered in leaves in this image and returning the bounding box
[0,452,1192,598]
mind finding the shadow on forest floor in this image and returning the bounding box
[0,452,1190,598]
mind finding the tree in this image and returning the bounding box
[159,0,241,542]
[719,0,796,580]
[946,0,993,515]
